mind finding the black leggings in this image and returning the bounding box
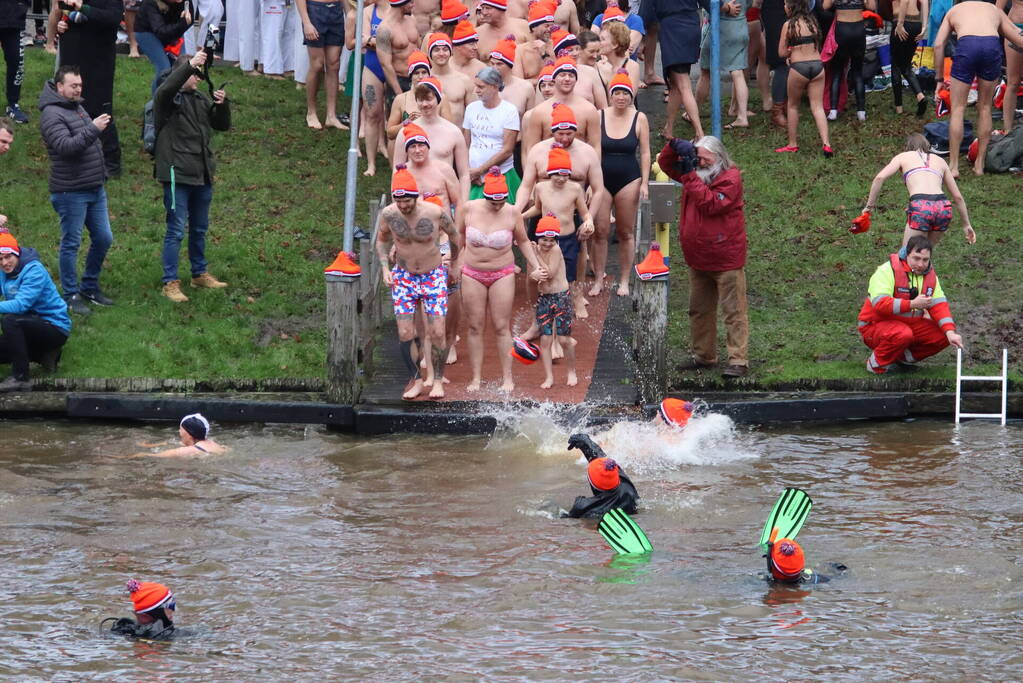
[891,21,923,108]
[772,64,789,103]
[0,314,68,381]
[0,27,24,107]
[830,20,866,112]
[32,0,50,32]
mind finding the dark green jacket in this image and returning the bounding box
[153,60,231,186]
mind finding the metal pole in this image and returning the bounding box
[342,0,367,253]
[709,0,721,139]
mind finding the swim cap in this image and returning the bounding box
[126,579,174,613]
[510,336,540,364]
[180,413,210,441]
[535,213,561,238]
[587,457,620,491]
[0,229,19,256]
[482,167,508,200]
[658,398,693,428]
[769,538,805,581]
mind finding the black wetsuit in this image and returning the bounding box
[763,562,848,585]
[105,617,177,640]
[564,471,639,518]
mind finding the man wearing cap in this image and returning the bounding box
[450,20,488,80]
[476,0,530,59]
[521,56,600,151]
[520,1,555,79]
[393,78,471,198]
[105,579,177,639]
[376,0,420,98]
[487,35,535,116]
[551,29,607,108]
[0,229,71,392]
[375,165,460,399]
[425,32,474,126]
[401,122,462,213]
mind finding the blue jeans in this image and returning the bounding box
[136,31,172,95]
[162,182,213,283]
[50,187,114,297]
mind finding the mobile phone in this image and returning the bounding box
[218,81,231,90]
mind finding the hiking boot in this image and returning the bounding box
[80,289,115,306]
[722,364,749,378]
[162,280,189,302]
[5,103,28,124]
[66,294,91,315]
[191,272,228,288]
[38,348,62,373]
[678,357,715,371]
[0,376,32,392]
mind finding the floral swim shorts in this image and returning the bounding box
[906,193,952,233]
[391,264,448,317]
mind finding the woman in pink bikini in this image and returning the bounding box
[862,133,976,246]
[458,168,545,393]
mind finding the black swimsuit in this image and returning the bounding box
[601,111,642,197]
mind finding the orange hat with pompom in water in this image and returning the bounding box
[126,579,174,613]
[391,164,419,198]
[588,457,621,491]
[0,229,20,256]
[482,167,508,200]
[769,538,806,581]
[658,398,694,428]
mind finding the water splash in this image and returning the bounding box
[483,401,594,455]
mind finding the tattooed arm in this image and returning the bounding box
[376,25,404,97]
[375,208,395,286]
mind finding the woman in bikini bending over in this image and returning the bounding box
[863,133,976,246]
[775,0,831,156]
[458,168,545,392]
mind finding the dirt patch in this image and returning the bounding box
[254,315,323,347]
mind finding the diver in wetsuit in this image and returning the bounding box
[764,537,846,585]
[562,433,639,518]
[101,579,178,640]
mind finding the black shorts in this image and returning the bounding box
[304,0,345,47]
[386,75,412,109]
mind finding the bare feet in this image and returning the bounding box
[567,370,578,386]
[500,379,515,392]
[364,166,376,177]
[264,74,286,81]
[552,339,564,359]
[521,323,540,341]
[973,162,985,176]
[129,49,141,58]
[540,377,553,389]
[467,379,481,392]
[616,280,630,296]
[446,337,459,364]
[575,300,589,319]
[428,381,445,398]
[588,275,605,297]
[306,113,323,130]
[402,378,424,400]
[324,116,349,130]
[244,70,261,77]
[724,119,749,129]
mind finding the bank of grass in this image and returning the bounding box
[659,86,1023,389]
[6,50,389,381]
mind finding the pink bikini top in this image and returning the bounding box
[467,226,513,250]
[903,152,943,181]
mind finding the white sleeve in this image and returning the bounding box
[502,102,521,133]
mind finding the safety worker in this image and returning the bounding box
[858,234,964,375]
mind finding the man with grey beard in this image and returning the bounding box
[656,136,749,379]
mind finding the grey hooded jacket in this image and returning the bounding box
[38,80,107,193]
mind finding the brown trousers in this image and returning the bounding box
[688,267,749,366]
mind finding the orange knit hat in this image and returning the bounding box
[324,250,361,278]
[769,538,806,580]
[551,28,578,55]
[0,229,20,256]
[490,35,517,67]
[126,579,174,613]
[658,398,694,428]
[391,164,419,198]
[418,76,444,102]
[427,32,452,56]
[452,19,479,44]
[551,54,578,78]
[441,0,469,24]
[602,2,626,22]
[850,211,871,234]
[635,242,669,280]
[422,192,444,208]
[608,69,634,97]
[527,0,554,27]
[538,61,555,83]
[550,102,577,131]
[510,336,541,364]
[402,121,430,149]
[535,213,561,238]
[546,143,572,175]
[480,0,507,9]
[482,167,508,200]
[588,457,621,491]
[407,50,431,76]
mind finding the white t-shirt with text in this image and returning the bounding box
[462,99,520,175]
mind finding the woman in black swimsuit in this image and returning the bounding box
[592,71,650,298]
[823,0,876,121]
[776,0,832,156]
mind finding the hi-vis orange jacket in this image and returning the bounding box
[858,254,956,332]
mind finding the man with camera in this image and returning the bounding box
[54,0,124,177]
[153,49,231,302]
[657,135,750,379]
[858,235,964,375]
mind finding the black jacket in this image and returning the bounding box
[134,0,192,46]
[153,59,230,185]
[56,0,124,117]
[38,80,107,192]
[565,472,640,519]
[0,0,30,30]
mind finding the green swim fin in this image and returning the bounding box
[758,488,812,553]
[599,508,653,555]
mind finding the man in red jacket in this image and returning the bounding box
[657,136,749,378]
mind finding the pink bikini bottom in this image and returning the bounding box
[461,263,515,288]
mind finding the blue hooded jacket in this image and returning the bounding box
[0,247,72,335]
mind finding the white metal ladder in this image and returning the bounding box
[954,348,1008,425]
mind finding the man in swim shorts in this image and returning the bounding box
[375,164,460,399]
[932,1,1023,176]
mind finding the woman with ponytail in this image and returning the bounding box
[775,0,832,156]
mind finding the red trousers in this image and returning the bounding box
[860,318,950,374]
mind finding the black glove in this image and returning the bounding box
[567,433,607,462]
[670,138,697,175]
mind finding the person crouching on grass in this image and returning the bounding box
[154,50,231,303]
[532,214,576,389]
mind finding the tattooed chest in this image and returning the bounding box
[387,213,437,241]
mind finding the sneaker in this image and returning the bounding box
[0,376,32,392]
[774,145,799,153]
[66,294,92,315]
[822,145,834,158]
[162,280,189,302]
[80,289,115,306]
[5,104,28,124]
[827,109,838,121]
[856,110,867,122]
[678,357,715,371]
[324,251,361,279]
[191,272,228,288]
[634,243,669,281]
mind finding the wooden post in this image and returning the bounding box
[634,277,668,404]
[326,275,360,404]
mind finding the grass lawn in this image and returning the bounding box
[3,49,1019,390]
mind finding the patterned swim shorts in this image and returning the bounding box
[906,193,952,233]
[391,264,448,317]
[536,289,573,337]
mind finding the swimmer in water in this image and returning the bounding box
[101,579,177,640]
[131,413,227,457]
[652,397,694,432]
[563,434,639,518]
[763,536,846,585]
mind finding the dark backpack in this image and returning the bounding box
[984,126,1023,172]
[924,120,974,155]
[142,97,157,155]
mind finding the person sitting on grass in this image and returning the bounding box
[131,413,228,457]
[102,579,178,640]
[0,229,71,393]
[531,214,577,389]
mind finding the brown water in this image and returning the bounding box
[1,412,1022,680]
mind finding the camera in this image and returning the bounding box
[203,25,221,54]
[908,286,919,299]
